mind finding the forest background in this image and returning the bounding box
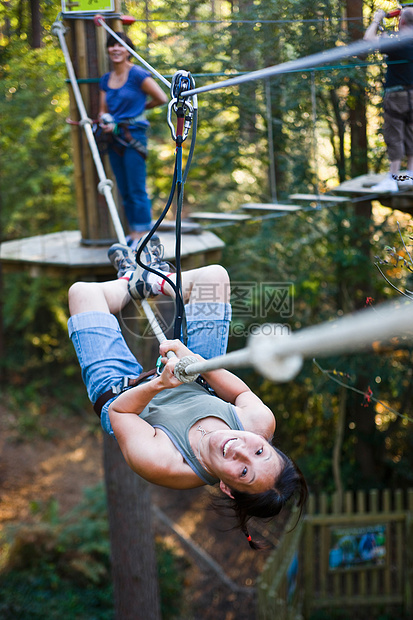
[1,0,413,618]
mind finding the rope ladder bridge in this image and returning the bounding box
[52,11,413,386]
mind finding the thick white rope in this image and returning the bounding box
[182,29,413,98]
[175,301,413,382]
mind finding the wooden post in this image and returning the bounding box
[103,432,161,620]
[62,4,125,244]
[102,298,168,620]
[303,493,315,618]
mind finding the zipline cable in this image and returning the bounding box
[119,17,368,26]
[59,11,367,26]
[181,30,413,98]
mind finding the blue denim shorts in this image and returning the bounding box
[68,302,232,436]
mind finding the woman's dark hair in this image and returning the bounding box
[106,32,135,57]
[216,444,308,550]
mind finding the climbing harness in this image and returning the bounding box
[99,113,149,157]
[93,368,158,418]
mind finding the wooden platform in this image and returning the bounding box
[334,173,395,195]
[332,173,413,214]
[0,229,225,278]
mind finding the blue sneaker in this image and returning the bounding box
[108,243,137,278]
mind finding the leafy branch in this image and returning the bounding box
[313,359,413,424]
[374,222,413,299]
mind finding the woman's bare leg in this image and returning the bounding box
[161,265,230,305]
[68,279,130,316]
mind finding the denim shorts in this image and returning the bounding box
[68,302,232,436]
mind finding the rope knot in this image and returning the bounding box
[79,117,93,127]
[173,356,199,383]
[51,21,66,36]
[98,179,114,194]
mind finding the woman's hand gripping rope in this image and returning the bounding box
[159,339,200,384]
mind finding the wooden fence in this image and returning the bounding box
[257,488,413,620]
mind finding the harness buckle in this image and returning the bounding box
[111,376,131,395]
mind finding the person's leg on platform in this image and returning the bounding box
[123,135,152,238]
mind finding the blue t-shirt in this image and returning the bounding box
[99,64,151,125]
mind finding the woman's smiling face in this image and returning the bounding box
[107,42,129,64]
[199,430,283,496]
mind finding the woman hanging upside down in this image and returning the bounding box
[68,237,308,548]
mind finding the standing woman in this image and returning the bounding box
[99,33,168,244]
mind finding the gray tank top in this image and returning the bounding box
[139,382,244,485]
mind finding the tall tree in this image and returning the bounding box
[29,0,41,48]
[347,0,368,177]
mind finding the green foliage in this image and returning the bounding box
[0,483,189,619]
[0,0,383,228]
[0,17,76,240]
[0,567,114,620]
[1,271,85,417]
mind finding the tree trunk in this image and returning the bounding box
[352,381,382,483]
[346,0,368,177]
[344,0,377,483]
[235,0,257,140]
[103,435,161,620]
[103,301,162,620]
[332,387,347,511]
[328,88,346,182]
[29,0,41,49]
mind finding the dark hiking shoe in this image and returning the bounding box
[108,243,137,278]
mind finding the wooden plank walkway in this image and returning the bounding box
[0,229,225,277]
[241,203,302,212]
[332,173,413,214]
[188,212,250,221]
[288,193,350,202]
